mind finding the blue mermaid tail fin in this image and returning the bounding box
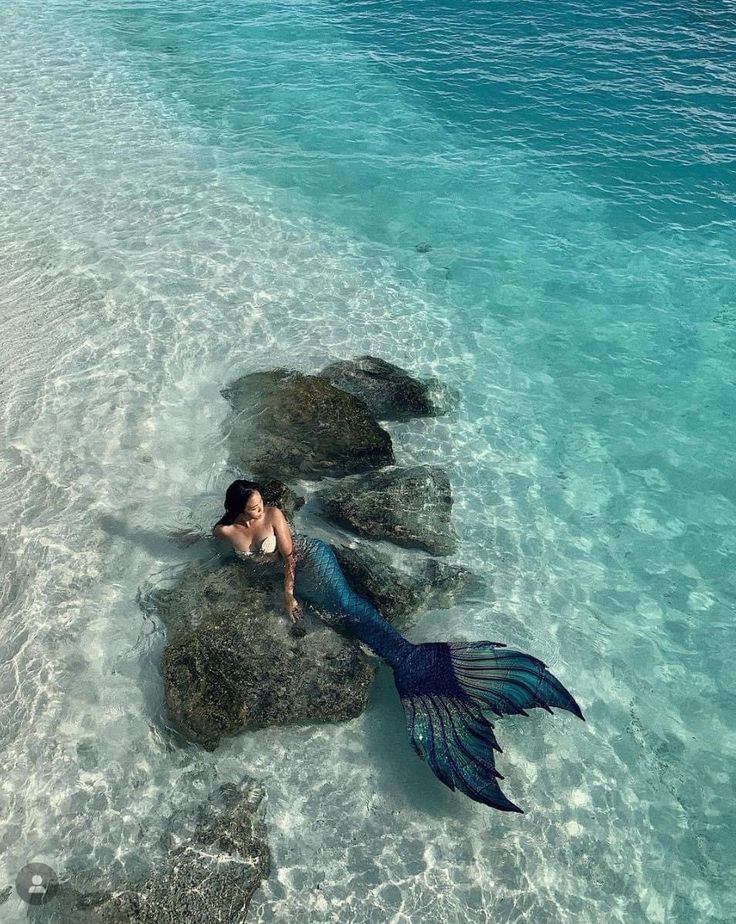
[448,640,585,720]
[402,691,523,812]
[393,640,582,812]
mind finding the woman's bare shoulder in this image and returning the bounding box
[267,505,287,523]
[268,506,292,537]
[212,522,232,538]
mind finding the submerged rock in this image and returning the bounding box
[221,369,394,481]
[318,355,458,420]
[153,558,374,749]
[333,540,481,624]
[29,778,271,924]
[317,465,458,556]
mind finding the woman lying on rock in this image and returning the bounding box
[212,480,302,623]
[213,479,583,814]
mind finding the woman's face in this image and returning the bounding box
[243,491,264,522]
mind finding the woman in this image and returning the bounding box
[213,478,583,813]
[212,480,301,623]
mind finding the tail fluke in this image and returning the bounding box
[393,640,583,812]
[404,691,523,812]
[449,640,584,720]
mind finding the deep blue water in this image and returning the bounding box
[0,1,734,921]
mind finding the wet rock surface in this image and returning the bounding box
[221,369,394,481]
[28,778,271,924]
[258,479,305,521]
[318,354,458,420]
[317,465,458,556]
[153,557,374,750]
[333,540,480,624]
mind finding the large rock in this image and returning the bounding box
[318,355,459,420]
[333,540,481,624]
[221,370,394,481]
[28,778,271,924]
[317,465,458,556]
[152,558,375,749]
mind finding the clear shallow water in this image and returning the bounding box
[0,0,734,921]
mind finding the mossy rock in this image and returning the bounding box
[333,540,480,625]
[318,465,458,556]
[29,779,271,924]
[154,559,374,750]
[318,355,459,420]
[222,369,394,481]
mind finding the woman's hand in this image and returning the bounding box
[284,593,301,623]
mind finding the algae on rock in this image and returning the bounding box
[222,369,394,481]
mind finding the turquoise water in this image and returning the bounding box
[0,0,734,921]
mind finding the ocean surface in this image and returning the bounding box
[1,0,734,921]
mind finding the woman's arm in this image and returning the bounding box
[272,508,300,621]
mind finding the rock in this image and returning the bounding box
[153,558,375,749]
[317,355,458,420]
[221,369,394,481]
[258,479,305,521]
[333,541,481,624]
[29,778,271,924]
[317,465,458,556]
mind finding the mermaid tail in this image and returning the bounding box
[395,641,583,812]
[291,535,583,813]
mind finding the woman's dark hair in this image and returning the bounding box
[215,479,264,527]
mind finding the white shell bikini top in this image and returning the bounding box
[234,531,278,558]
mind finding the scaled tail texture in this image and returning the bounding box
[403,690,523,812]
[394,640,583,812]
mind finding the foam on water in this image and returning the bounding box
[0,1,734,922]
